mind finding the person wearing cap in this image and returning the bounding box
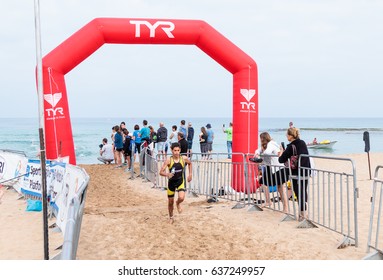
[206,123,214,159]
[223,122,233,159]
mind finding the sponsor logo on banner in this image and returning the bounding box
[0,155,6,179]
[21,160,66,199]
[14,160,22,178]
[44,92,65,120]
[239,89,256,113]
[130,20,175,38]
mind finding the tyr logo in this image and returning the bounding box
[44,92,64,117]
[239,89,256,112]
[130,20,175,38]
[46,107,64,117]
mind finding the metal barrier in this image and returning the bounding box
[246,154,295,216]
[364,166,383,260]
[145,152,257,208]
[54,188,88,260]
[188,153,250,205]
[140,151,359,248]
[298,155,358,247]
[144,150,159,186]
[52,170,89,260]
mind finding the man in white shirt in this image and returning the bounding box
[97,138,114,164]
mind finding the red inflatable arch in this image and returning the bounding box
[40,18,258,191]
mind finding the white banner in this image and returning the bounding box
[1,150,89,237]
[56,164,88,233]
[20,158,88,235]
[0,150,28,194]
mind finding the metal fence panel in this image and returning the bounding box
[364,166,383,260]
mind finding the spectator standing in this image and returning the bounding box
[255,132,288,213]
[206,123,214,159]
[157,122,168,157]
[111,126,117,163]
[179,120,187,139]
[113,125,124,167]
[199,127,208,160]
[169,125,178,145]
[140,120,150,145]
[187,122,194,158]
[278,127,311,221]
[132,124,142,162]
[177,132,188,155]
[149,125,157,148]
[222,122,233,159]
[122,128,133,171]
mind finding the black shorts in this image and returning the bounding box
[124,149,132,157]
[116,148,123,152]
[167,178,185,197]
[134,143,141,153]
[259,167,288,186]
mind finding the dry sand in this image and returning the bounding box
[1,152,382,260]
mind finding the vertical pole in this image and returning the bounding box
[367,152,372,180]
[34,0,49,260]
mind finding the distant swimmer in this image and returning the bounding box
[159,142,192,224]
[289,121,294,128]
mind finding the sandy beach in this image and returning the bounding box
[1,152,382,260]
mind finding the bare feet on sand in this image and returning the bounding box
[169,216,174,224]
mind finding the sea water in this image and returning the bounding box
[1,117,382,164]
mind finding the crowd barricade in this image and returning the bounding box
[138,143,146,178]
[0,149,90,260]
[188,153,250,204]
[0,149,28,195]
[246,154,295,215]
[364,166,383,260]
[54,173,89,260]
[298,155,358,248]
[143,149,159,186]
[140,150,359,248]
[146,152,256,207]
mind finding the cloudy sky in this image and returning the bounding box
[1,0,382,118]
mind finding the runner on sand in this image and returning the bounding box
[159,142,192,224]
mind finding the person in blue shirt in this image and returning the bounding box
[133,124,142,163]
[113,125,124,168]
[140,120,150,145]
[206,123,214,159]
[179,120,187,139]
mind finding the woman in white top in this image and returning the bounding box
[169,125,178,145]
[255,132,288,213]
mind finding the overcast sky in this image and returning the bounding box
[1,0,382,119]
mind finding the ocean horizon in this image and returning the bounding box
[1,117,382,164]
